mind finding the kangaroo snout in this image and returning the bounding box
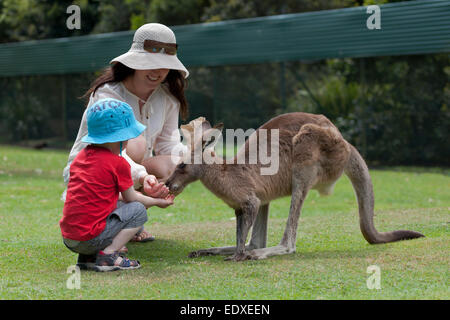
[165,181,180,195]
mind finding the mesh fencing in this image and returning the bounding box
[0,54,448,165]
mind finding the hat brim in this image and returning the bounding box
[81,121,146,144]
[110,51,189,78]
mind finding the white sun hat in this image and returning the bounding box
[110,23,189,78]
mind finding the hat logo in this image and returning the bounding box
[90,100,120,113]
[82,98,146,144]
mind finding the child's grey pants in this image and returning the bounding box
[63,201,148,255]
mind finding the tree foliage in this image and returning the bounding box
[286,55,449,166]
[0,0,363,42]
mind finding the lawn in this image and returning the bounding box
[0,144,448,300]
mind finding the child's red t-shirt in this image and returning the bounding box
[60,145,134,241]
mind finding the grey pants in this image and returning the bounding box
[63,201,148,255]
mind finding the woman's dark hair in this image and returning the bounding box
[82,62,189,120]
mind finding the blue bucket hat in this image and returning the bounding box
[81,98,146,144]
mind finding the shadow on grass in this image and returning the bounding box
[126,238,200,263]
[127,237,389,265]
[293,245,387,260]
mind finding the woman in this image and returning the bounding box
[63,23,189,243]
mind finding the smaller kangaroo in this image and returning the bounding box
[165,113,424,261]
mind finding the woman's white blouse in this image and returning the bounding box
[62,82,187,200]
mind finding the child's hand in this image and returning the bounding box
[155,194,175,208]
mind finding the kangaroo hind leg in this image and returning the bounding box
[248,126,321,260]
[248,124,332,260]
[247,168,315,260]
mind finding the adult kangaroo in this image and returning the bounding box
[165,113,424,261]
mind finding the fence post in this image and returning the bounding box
[358,58,367,157]
[61,75,68,142]
[294,69,323,111]
[212,66,222,125]
[279,62,286,112]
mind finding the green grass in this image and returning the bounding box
[0,144,448,299]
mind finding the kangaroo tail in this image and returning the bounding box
[344,144,424,244]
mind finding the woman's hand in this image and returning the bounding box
[142,174,170,199]
[142,174,157,188]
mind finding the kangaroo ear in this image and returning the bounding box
[202,120,212,132]
[213,122,224,132]
[181,117,207,151]
[203,135,217,150]
[180,125,194,150]
[202,126,223,151]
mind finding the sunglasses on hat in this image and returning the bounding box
[140,40,178,55]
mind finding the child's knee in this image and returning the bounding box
[130,201,148,227]
[63,238,98,255]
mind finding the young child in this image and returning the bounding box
[60,98,174,272]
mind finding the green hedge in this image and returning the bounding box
[285,54,449,166]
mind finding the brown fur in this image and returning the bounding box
[166,112,424,261]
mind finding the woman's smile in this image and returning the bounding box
[146,74,160,82]
[142,69,169,86]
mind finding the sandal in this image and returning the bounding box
[94,251,141,272]
[118,246,128,254]
[131,230,155,242]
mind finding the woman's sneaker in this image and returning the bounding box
[94,251,141,272]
